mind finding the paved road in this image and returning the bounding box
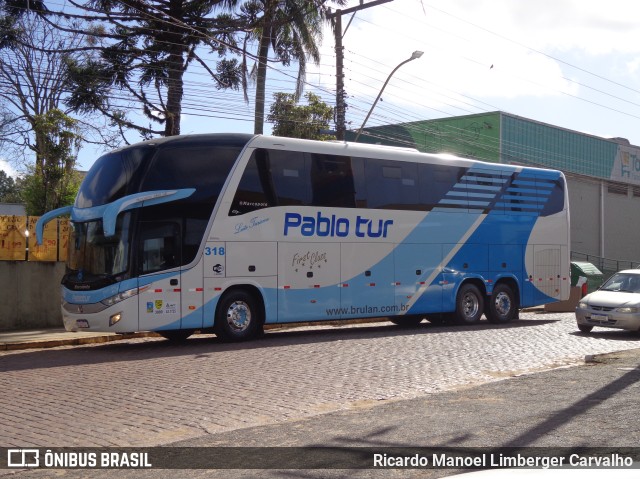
[1,311,639,448]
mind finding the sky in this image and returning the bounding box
[3,0,640,176]
[309,0,640,143]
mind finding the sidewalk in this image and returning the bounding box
[0,328,156,351]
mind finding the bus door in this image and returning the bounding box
[340,243,394,319]
[137,221,184,332]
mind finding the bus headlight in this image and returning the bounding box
[101,288,139,307]
[109,313,122,326]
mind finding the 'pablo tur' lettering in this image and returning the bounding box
[283,212,393,238]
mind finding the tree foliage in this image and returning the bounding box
[240,0,342,134]
[268,91,335,140]
[0,169,19,202]
[0,8,110,213]
[22,109,82,215]
[5,0,246,139]
[1,0,346,147]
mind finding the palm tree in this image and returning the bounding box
[242,0,339,134]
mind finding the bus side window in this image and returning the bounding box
[539,177,565,216]
[310,154,357,208]
[419,164,465,211]
[270,150,310,206]
[364,158,419,210]
[229,149,274,215]
[138,221,181,274]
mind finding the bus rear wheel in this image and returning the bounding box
[486,284,518,323]
[215,290,262,342]
[454,283,484,324]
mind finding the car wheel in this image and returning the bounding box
[215,289,262,342]
[578,324,593,333]
[454,283,484,324]
[486,284,518,323]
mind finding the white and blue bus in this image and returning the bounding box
[37,134,570,341]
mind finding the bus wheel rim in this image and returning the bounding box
[495,292,511,316]
[463,293,479,318]
[226,301,251,332]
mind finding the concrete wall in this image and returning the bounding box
[604,186,640,262]
[567,174,640,267]
[0,261,65,330]
[567,176,601,257]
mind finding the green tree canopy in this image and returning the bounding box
[22,109,82,215]
[241,0,343,134]
[268,91,335,140]
[0,8,110,213]
[3,0,245,139]
[0,168,18,201]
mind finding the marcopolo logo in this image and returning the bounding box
[284,212,393,238]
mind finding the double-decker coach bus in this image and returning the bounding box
[37,134,570,342]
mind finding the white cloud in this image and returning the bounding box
[313,0,582,115]
[308,0,640,144]
[0,159,18,178]
[626,57,640,74]
[427,0,640,55]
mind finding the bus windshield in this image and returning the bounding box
[68,213,132,279]
[76,145,155,208]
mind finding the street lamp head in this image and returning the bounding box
[354,49,425,142]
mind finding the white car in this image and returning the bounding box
[575,269,640,333]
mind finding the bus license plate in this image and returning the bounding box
[590,314,608,322]
[76,319,89,328]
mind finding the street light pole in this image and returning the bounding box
[354,50,423,142]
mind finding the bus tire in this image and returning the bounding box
[486,283,518,323]
[454,283,484,324]
[215,289,261,342]
[158,330,193,342]
[390,315,424,327]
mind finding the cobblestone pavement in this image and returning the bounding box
[1,311,639,448]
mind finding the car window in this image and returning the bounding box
[601,274,640,293]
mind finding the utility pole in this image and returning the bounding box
[328,0,394,140]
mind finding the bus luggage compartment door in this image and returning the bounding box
[278,242,341,322]
[340,243,394,320]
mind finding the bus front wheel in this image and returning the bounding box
[454,284,484,324]
[486,284,518,323]
[215,290,262,342]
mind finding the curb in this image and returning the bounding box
[0,318,393,351]
[0,332,158,351]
